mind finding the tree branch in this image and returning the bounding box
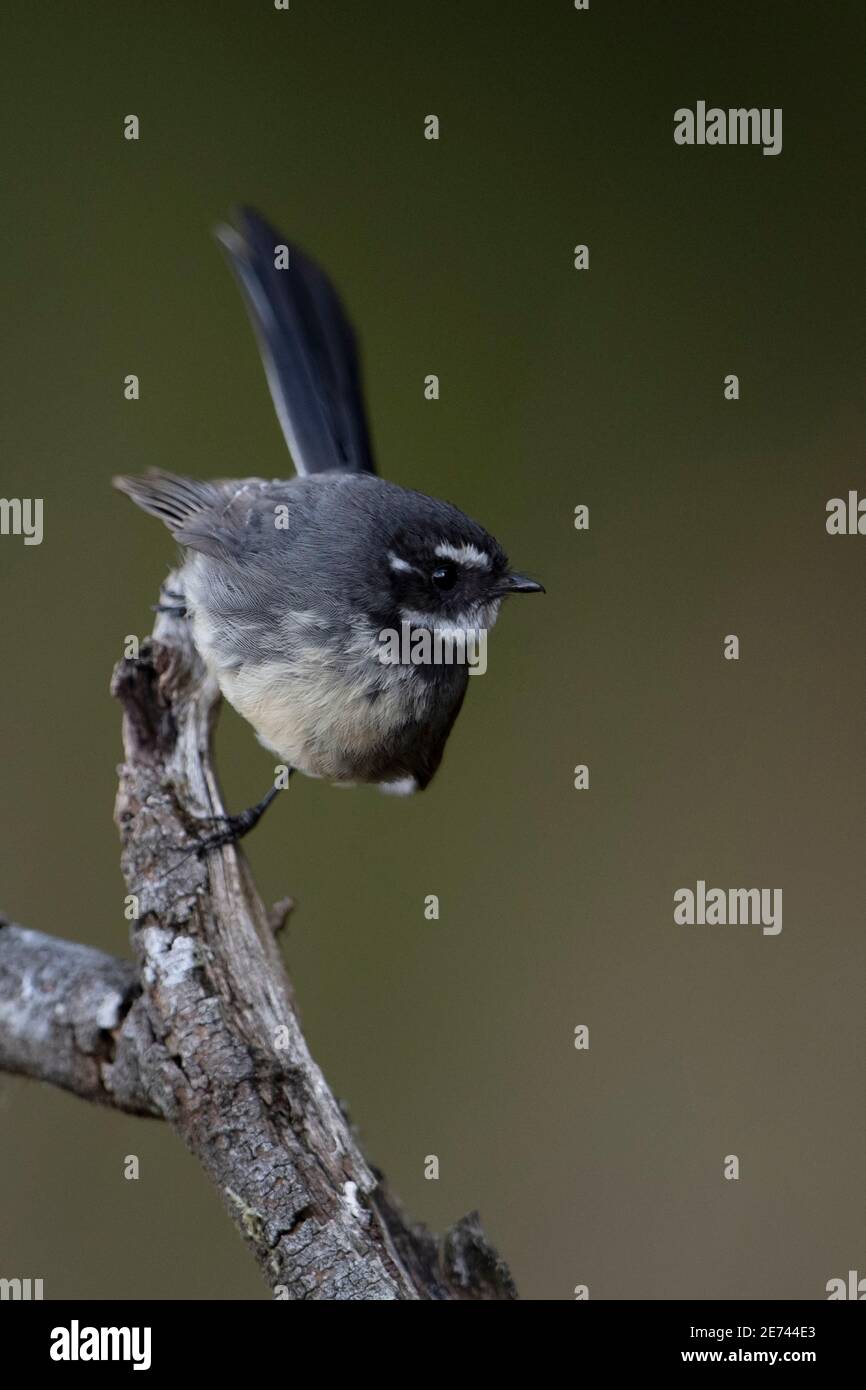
[0,573,516,1301]
[0,920,157,1116]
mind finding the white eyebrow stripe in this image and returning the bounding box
[434,541,491,570]
[388,553,417,573]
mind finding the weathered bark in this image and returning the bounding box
[0,575,516,1301]
[0,920,156,1116]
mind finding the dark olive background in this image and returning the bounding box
[1,1,864,1300]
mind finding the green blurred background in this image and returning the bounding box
[1,0,864,1300]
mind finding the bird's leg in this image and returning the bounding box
[152,585,188,617]
[194,781,287,856]
[156,782,288,882]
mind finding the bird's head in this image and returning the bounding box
[384,498,543,639]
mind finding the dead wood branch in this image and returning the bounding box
[0,574,515,1301]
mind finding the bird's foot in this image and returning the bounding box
[193,782,286,856]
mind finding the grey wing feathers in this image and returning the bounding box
[215,206,376,477]
[113,469,242,557]
[112,470,221,531]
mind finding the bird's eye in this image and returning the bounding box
[431,561,458,591]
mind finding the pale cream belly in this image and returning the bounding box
[215,657,413,782]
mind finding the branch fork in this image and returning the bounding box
[0,572,515,1301]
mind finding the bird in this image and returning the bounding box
[115,207,543,850]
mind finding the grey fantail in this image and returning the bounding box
[115,208,543,845]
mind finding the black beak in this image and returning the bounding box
[503,572,545,594]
